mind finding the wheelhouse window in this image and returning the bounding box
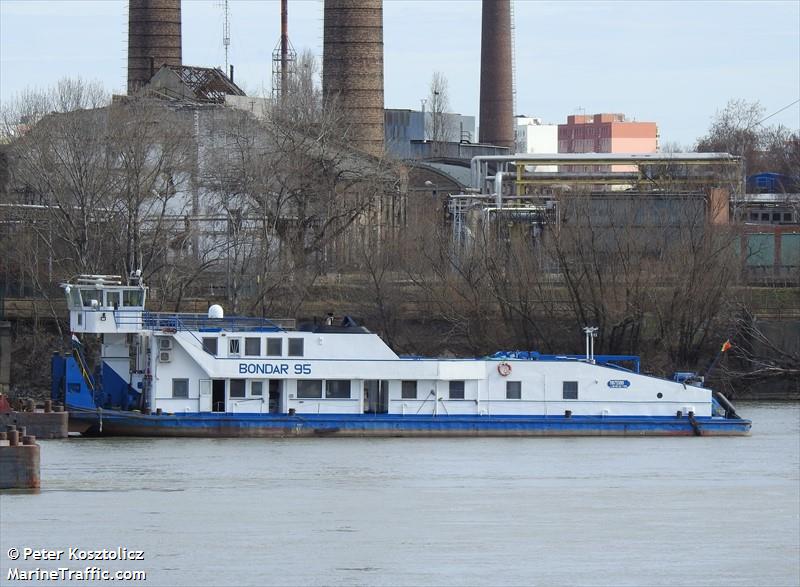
[325,380,351,399]
[82,289,101,307]
[297,379,322,399]
[266,338,282,356]
[230,379,246,398]
[449,380,465,399]
[563,381,579,400]
[172,379,189,399]
[288,338,304,357]
[105,291,121,308]
[245,337,261,356]
[68,288,82,307]
[401,381,417,399]
[229,338,241,357]
[506,381,522,399]
[202,337,218,356]
[123,289,143,307]
[251,381,263,397]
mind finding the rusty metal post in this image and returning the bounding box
[281,0,289,99]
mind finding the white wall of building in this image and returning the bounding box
[515,117,558,172]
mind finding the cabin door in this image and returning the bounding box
[199,379,212,411]
[364,380,389,414]
[268,380,281,414]
[212,379,226,412]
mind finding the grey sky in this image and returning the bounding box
[1,0,798,146]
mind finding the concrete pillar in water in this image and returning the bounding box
[0,436,40,490]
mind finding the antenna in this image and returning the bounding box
[222,0,231,72]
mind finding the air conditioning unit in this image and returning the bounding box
[159,351,171,363]
[158,338,172,351]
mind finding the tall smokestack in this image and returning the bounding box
[128,0,182,95]
[478,0,514,149]
[323,0,384,158]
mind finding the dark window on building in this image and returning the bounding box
[172,379,189,398]
[506,381,522,400]
[772,212,781,222]
[230,379,246,398]
[325,380,351,399]
[401,380,418,399]
[563,381,579,400]
[202,337,218,355]
[449,380,465,399]
[761,213,770,221]
[245,337,261,356]
[288,338,304,357]
[783,213,792,222]
[297,379,322,398]
[251,381,263,396]
[749,212,758,221]
[266,338,282,356]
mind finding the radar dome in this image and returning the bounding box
[208,304,224,319]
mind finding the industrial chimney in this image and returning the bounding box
[323,0,385,158]
[478,0,514,149]
[128,0,182,95]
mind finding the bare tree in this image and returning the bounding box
[426,72,455,153]
[695,98,800,175]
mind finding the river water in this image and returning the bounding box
[1,403,798,587]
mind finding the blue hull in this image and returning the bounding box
[69,409,752,437]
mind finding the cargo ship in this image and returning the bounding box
[52,274,751,437]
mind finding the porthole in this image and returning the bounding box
[657,392,663,399]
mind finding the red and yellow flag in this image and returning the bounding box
[721,340,732,353]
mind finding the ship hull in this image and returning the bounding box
[69,409,752,437]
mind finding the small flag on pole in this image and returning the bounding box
[721,340,732,353]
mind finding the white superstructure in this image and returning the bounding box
[64,275,712,420]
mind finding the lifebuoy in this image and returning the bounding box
[497,362,512,376]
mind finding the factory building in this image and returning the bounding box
[514,116,558,172]
[558,113,658,155]
[384,109,507,160]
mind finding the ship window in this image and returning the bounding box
[105,291,121,308]
[202,337,218,355]
[288,338,304,357]
[68,289,82,307]
[123,289,143,307]
[230,379,246,398]
[172,378,189,399]
[401,380,417,399]
[783,213,792,222]
[266,338,282,356]
[297,379,322,399]
[506,381,522,399]
[251,381,263,396]
[245,337,261,356]
[229,338,241,356]
[449,380,465,399]
[77,313,83,326]
[326,380,351,399]
[82,289,101,307]
[563,381,579,400]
